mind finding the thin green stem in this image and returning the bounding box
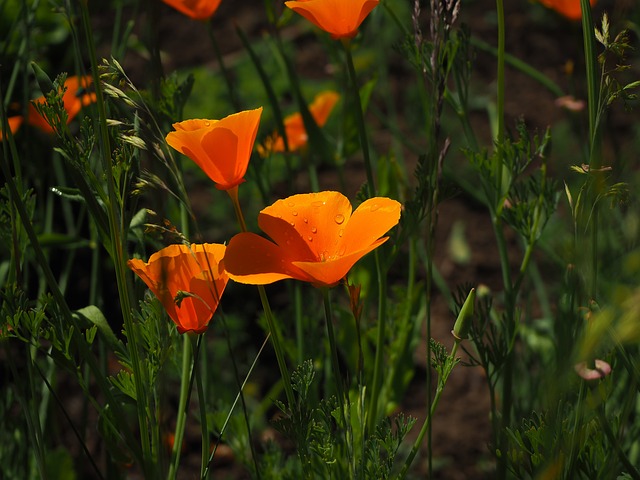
[322,288,354,478]
[207,21,241,111]
[398,341,460,479]
[192,336,210,479]
[79,1,152,473]
[367,251,387,433]
[227,188,295,407]
[204,334,270,478]
[342,40,376,198]
[168,335,193,480]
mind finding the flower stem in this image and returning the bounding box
[322,288,354,478]
[342,39,375,198]
[398,341,460,479]
[168,334,193,480]
[227,188,295,407]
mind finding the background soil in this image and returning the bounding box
[87,0,636,478]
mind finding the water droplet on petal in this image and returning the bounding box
[370,203,380,212]
[290,221,295,227]
[312,200,325,208]
[204,121,211,127]
[307,236,313,242]
[303,217,308,224]
[338,245,346,256]
[338,229,344,237]
[287,201,295,207]
[311,227,317,234]
[292,211,298,216]
[334,214,345,224]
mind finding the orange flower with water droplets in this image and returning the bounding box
[537,0,596,20]
[285,0,380,40]
[162,0,222,20]
[224,191,401,288]
[166,108,262,191]
[1,116,23,141]
[28,75,96,134]
[128,243,228,334]
[265,91,339,154]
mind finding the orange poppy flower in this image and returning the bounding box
[0,116,23,141]
[165,108,263,191]
[162,0,222,20]
[266,91,339,154]
[128,243,228,334]
[537,0,596,20]
[28,75,96,134]
[285,0,380,40]
[224,191,401,288]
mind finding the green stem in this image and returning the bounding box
[204,334,270,478]
[398,341,460,479]
[367,251,387,433]
[192,335,210,479]
[342,40,376,198]
[322,288,354,478]
[227,188,295,407]
[580,0,600,170]
[79,1,152,472]
[207,20,241,111]
[168,335,193,480]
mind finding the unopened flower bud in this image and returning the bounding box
[452,288,475,342]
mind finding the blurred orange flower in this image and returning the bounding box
[285,0,380,40]
[537,0,596,20]
[264,91,339,154]
[162,0,222,20]
[166,108,262,191]
[0,116,23,141]
[224,191,401,288]
[28,75,96,134]
[128,243,228,334]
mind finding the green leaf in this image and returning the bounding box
[73,306,122,353]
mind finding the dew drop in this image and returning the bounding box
[334,214,345,224]
[204,121,211,127]
[290,221,295,227]
[303,217,309,224]
[287,201,295,207]
[338,229,344,237]
[292,211,298,216]
[307,236,313,242]
[311,227,317,234]
[338,245,346,256]
[312,200,325,208]
[370,203,380,212]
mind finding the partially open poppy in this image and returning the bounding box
[0,116,23,141]
[162,0,222,20]
[128,243,228,334]
[537,0,596,20]
[166,108,262,191]
[264,91,339,154]
[28,75,96,134]
[285,0,380,40]
[224,191,401,288]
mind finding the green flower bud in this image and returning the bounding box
[452,288,475,342]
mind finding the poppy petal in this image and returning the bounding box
[341,197,400,255]
[292,237,388,287]
[224,232,313,284]
[259,191,353,261]
[285,0,379,39]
